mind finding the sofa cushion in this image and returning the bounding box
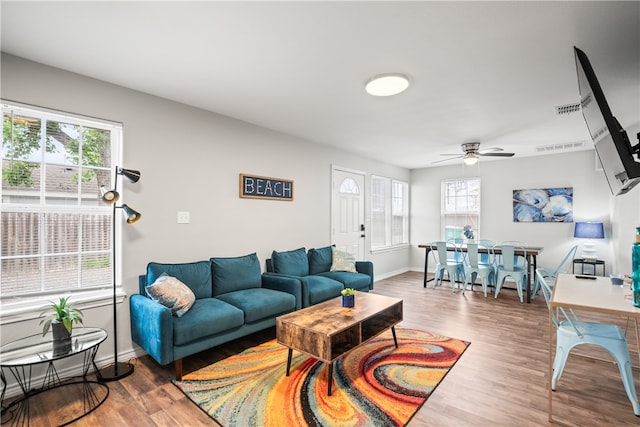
[317,271,371,292]
[210,253,262,297]
[303,275,344,305]
[145,273,196,317]
[308,245,333,275]
[271,247,309,276]
[172,298,244,346]
[330,247,357,273]
[216,288,296,323]
[147,261,212,299]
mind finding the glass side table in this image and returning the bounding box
[0,327,108,426]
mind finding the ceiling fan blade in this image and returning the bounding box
[432,155,464,164]
[478,152,515,157]
[477,147,503,154]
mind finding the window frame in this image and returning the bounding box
[371,175,409,251]
[440,177,481,241]
[1,100,124,323]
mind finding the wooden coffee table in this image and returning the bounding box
[276,291,403,395]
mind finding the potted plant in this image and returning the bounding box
[341,288,355,308]
[40,296,83,355]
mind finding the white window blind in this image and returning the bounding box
[371,175,408,249]
[441,177,480,241]
[1,101,122,298]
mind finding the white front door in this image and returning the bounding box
[331,168,366,259]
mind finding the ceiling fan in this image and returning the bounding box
[433,142,515,165]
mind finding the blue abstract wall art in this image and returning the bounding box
[513,187,573,222]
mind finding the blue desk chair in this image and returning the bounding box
[431,241,465,292]
[494,241,527,303]
[536,268,640,416]
[462,242,495,297]
[532,245,578,299]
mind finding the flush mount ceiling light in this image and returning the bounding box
[365,73,410,96]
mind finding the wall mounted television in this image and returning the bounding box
[574,46,640,196]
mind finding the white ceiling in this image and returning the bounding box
[1,1,639,169]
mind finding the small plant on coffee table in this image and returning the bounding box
[341,288,355,296]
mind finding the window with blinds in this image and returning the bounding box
[441,177,480,241]
[371,175,408,250]
[1,101,121,298]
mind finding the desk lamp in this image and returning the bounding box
[574,222,604,262]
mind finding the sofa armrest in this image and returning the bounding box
[262,274,303,310]
[130,294,174,365]
[263,272,309,308]
[356,261,374,290]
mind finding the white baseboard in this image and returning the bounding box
[374,267,411,281]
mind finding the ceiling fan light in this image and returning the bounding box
[464,154,479,165]
[365,73,410,96]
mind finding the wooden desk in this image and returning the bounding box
[418,243,543,303]
[548,273,640,421]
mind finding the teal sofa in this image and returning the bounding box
[130,253,299,379]
[265,246,374,307]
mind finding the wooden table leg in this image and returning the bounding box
[286,348,292,376]
[423,248,430,287]
[327,362,334,396]
[527,254,537,303]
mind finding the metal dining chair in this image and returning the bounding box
[494,241,528,303]
[536,268,640,415]
[431,241,465,292]
[477,239,496,268]
[462,242,495,297]
[531,245,578,299]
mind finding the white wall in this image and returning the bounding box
[0,54,410,367]
[410,149,640,276]
[610,123,640,274]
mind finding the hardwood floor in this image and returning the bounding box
[5,271,640,426]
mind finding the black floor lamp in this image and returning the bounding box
[97,166,142,382]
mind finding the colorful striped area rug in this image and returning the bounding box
[173,328,469,427]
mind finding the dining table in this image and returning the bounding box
[548,273,640,421]
[418,242,544,303]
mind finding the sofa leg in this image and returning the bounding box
[174,359,183,380]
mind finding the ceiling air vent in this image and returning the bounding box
[535,141,585,153]
[555,102,581,115]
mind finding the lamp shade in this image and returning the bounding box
[119,168,141,183]
[574,222,605,239]
[100,186,120,204]
[120,204,142,224]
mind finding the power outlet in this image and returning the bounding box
[177,211,190,224]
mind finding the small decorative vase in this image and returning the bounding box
[52,321,72,356]
[633,241,640,308]
[342,295,355,308]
